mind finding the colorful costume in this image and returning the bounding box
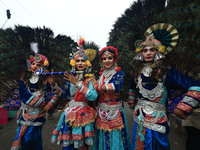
[11,45,61,150]
[93,46,131,150]
[128,23,200,150]
[51,39,98,149]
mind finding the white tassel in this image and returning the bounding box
[165,0,168,8]
[30,42,38,54]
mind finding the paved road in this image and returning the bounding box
[0,103,187,150]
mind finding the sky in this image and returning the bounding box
[0,0,135,49]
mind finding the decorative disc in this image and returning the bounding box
[144,23,179,55]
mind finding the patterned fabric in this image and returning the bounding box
[93,108,131,150]
[3,88,21,111]
[166,89,185,113]
[93,69,131,150]
[11,80,60,150]
[130,67,200,150]
[131,122,170,150]
[51,78,98,149]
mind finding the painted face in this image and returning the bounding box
[75,57,87,71]
[142,46,157,62]
[31,61,42,73]
[102,53,115,69]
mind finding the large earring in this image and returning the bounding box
[86,66,91,73]
[154,52,165,62]
[115,62,117,68]
[101,63,105,69]
[133,53,143,61]
[71,66,76,72]
[27,60,31,71]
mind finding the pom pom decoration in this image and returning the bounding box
[86,60,92,67]
[70,59,76,67]
[159,46,166,53]
[115,67,121,71]
[84,73,93,78]
[135,47,142,53]
[44,60,49,67]
[78,36,85,47]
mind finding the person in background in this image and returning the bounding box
[174,90,200,150]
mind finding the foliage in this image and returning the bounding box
[0,25,99,104]
[107,0,200,100]
[107,0,166,100]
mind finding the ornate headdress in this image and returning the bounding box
[69,37,97,77]
[70,37,97,67]
[134,23,179,61]
[99,46,118,62]
[27,43,49,71]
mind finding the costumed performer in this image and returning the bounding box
[11,43,62,150]
[51,38,98,150]
[92,46,131,150]
[127,23,200,150]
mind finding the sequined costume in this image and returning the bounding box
[51,38,98,149]
[11,49,61,150]
[129,67,200,150]
[128,23,200,150]
[93,46,131,150]
[51,78,97,149]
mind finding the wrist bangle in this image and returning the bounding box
[47,102,54,107]
[100,84,104,91]
[105,84,108,91]
[76,81,84,89]
[51,83,59,93]
[50,99,57,104]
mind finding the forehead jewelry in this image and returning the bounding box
[103,50,114,56]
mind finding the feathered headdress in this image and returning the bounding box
[70,37,93,67]
[27,42,49,70]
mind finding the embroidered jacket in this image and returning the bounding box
[94,68,125,131]
[128,67,200,132]
[18,80,61,126]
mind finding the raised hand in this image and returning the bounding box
[64,72,79,85]
[47,69,56,87]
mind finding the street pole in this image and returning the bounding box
[1,9,11,29]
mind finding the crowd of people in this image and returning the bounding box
[1,23,200,150]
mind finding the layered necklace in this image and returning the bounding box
[102,65,117,83]
[137,63,163,100]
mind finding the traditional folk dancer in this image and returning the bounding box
[11,43,61,150]
[51,40,98,150]
[92,46,131,150]
[127,23,200,150]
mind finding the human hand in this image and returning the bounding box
[174,108,188,119]
[128,100,135,110]
[92,74,98,84]
[64,72,79,85]
[47,69,56,87]
[40,104,51,114]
